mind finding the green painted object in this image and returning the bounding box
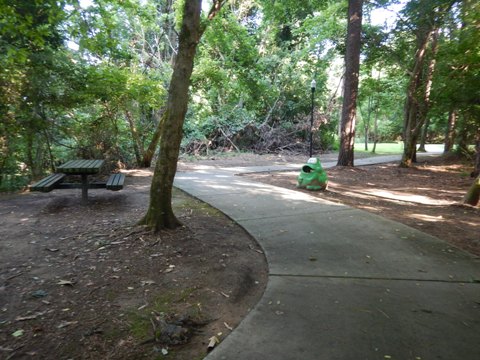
[297,158,328,191]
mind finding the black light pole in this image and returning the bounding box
[309,79,316,158]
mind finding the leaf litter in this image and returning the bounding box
[0,174,267,359]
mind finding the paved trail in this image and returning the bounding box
[174,154,480,360]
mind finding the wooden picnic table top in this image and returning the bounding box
[56,159,104,175]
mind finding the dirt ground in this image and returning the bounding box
[0,169,267,360]
[1,152,478,360]
[243,154,480,257]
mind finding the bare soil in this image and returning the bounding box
[243,154,480,257]
[0,169,267,360]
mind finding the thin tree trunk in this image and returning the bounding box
[444,110,457,153]
[418,117,430,152]
[26,131,43,179]
[43,130,56,173]
[372,102,379,154]
[371,68,381,154]
[364,96,371,151]
[0,128,10,178]
[337,0,363,167]
[418,31,439,154]
[141,109,166,168]
[125,110,143,166]
[364,130,368,151]
[456,117,470,155]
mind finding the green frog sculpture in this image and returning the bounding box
[297,157,328,191]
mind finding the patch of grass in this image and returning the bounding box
[128,288,198,342]
[356,142,447,155]
[129,312,151,340]
[174,192,222,217]
[128,292,176,341]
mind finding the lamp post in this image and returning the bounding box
[309,79,316,158]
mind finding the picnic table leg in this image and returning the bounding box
[81,174,89,204]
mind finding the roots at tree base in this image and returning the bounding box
[138,210,183,232]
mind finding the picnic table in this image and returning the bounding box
[30,159,125,204]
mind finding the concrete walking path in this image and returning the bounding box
[174,154,480,360]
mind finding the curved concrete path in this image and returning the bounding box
[174,154,480,360]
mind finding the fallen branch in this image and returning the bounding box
[5,271,24,282]
[219,127,240,152]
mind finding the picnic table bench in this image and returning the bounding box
[30,159,125,204]
[30,173,67,192]
[106,173,125,191]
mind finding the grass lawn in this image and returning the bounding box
[355,142,404,154]
[355,143,445,155]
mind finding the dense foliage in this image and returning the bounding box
[1,0,478,191]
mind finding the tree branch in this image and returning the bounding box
[208,0,228,20]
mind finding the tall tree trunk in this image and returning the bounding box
[139,0,202,230]
[139,0,225,231]
[444,110,457,153]
[400,27,439,167]
[337,0,363,167]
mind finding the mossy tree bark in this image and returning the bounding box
[139,0,202,230]
[139,0,225,231]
